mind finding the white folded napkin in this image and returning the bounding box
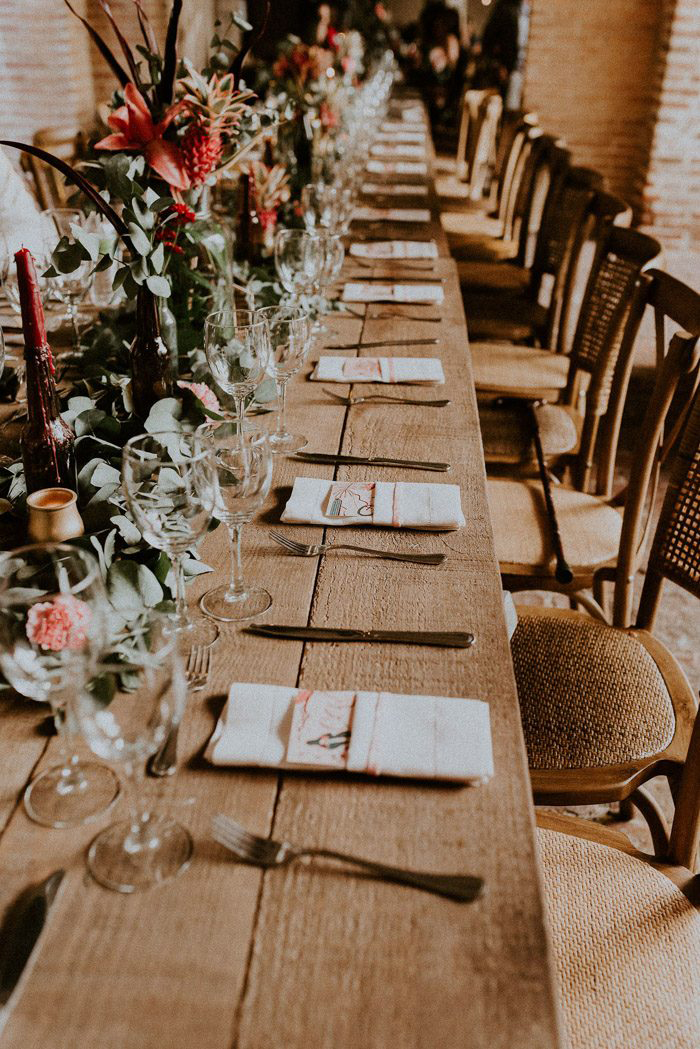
[205,683,494,784]
[399,106,425,124]
[370,143,426,158]
[342,281,444,304]
[349,240,438,260]
[353,206,431,224]
[281,477,465,530]
[374,130,427,144]
[311,356,445,384]
[361,182,428,196]
[381,120,426,132]
[365,160,429,176]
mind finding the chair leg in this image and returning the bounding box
[629,786,671,857]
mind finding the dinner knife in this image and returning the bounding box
[0,870,65,1032]
[323,338,439,349]
[293,452,450,472]
[247,625,475,647]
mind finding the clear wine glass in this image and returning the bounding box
[204,308,271,434]
[40,208,93,349]
[76,615,191,893]
[274,229,322,301]
[256,305,313,454]
[0,543,120,827]
[194,423,273,621]
[122,433,219,648]
[301,182,339,233]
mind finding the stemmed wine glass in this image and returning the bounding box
[122,433,219,648]
[315,232,345,295]
[0,543,120,827]
[256,305,313,454]
[40,208,93,349]
[204,308,271,434]
[194,423,273,621]
[75,614,191,893]
[274,229,322,301]
[301,183,339,233]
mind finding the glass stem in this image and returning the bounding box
[50,698,88,793]
[171,552,189,631]
[227,522,246,600]
[276,380,288,438]
[121,761,155,853]
[234,396,245,437]
[67,302,81,353]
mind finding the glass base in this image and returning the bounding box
[87,815,193,893]
[200,584,272,622]
[170,616,220,648]
[268,430,308,454]
[24,760,120,829]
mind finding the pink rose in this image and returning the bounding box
[177,380,221,414]
[26,595,91,652]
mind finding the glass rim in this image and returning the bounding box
[122,431,216,466]
[204,308,268,332]
[194,420,270,444]
[0,541,102,603]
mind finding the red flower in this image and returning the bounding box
[95,83,190,191]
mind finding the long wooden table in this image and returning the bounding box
[0,104,564,1049]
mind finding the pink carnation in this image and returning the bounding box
[26,595,91,652]
[177,380,221,414]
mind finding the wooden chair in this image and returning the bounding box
[20,127,82,210]
[478,221,659,469]
[488,269,697,608]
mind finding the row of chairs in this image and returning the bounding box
[440,93,700,1048]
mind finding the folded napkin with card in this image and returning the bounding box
[353,206,431,224]
[342,281,444,304]
[311,356,445,384]
[281,478,465,530]
[205,683,494,784]
[350,240,438,260]
[370,143,426,158]
[361,182,428,196]
[366,160,428,176]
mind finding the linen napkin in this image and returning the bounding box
[374,130,427,144]
[400,106,425,124]
[205,683,494,784]
[361,182,428,197]
[349,240,438,260]
[353,206,431,224]
[311,356,445,384]
[366,160,428,176]
[281,478,465,530]
[370,143,427,159]
[342,281,444,304]
[381,120,426,132]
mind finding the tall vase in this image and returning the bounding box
[129,287,174,418]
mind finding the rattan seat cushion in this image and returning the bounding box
[487,478,623,575]
[539,828,700,1049]
[472,343,569,393]
[441,210,503,240]
[458,260,530,293]
[479,402,579,461]
[511,609,676,768]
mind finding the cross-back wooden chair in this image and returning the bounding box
[508,284,700,843]
[20,127,83,211]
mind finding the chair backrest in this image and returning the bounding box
[564,226,662,494]
[468,93,503,202]
[489,110,537,212]
[608,270,700,630]
[21,127,81,210]
[509,134,566,268]
[497,124,537,236]
[455,89,488,182]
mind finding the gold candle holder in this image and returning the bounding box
[27,488,84,544]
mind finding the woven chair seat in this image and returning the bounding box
[442,210,503,240]
[472,343,569,394]
[479,402,579,462]
[512,609,676,768]
[487,478,623,576]
[458,260,530,293]
[539,827,700,1049]
[466,297,548,342]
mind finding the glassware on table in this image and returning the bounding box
[122,432,219,648]
[0,543,120,827]
[301,182,338,233]
[255,305,313,454]
[194,423,273,621]
[316,232,345,294]
[204,308,271,433]
[274,229,323,300]
[40,208,93,348]
[76,617,191,893]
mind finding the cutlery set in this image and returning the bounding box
[293,451,450,472]
[321,389,449,407]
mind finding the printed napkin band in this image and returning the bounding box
[349,240,438,260]
[361,182,428,196]
[281,477,465,530]
[311,356,445,384]
[370,143,426,158]
[352,207,431,224]
[205,683,494,784]
[365,160,428,176]
[342,281,444,304]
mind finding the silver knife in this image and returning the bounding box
[323,338,439,349]
[0,870,65,1032]
[247,625,475,647]
[293,452,450,472]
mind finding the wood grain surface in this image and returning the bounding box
[0,104,563,1049]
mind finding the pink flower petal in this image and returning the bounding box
[123,82,155,145]
[146,139,190,190]
[95,133,138,151]
[107,104,130,134]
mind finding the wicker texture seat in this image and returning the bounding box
[539,826,700,1049]
[472,343,569,394]
[512,610,675,769]
[457,259,531,293]
[478,401,579,463]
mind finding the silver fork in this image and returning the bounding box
[372,312,442,322]
[147,645,212,778]
[269,529,445,565]
[212,814,484,902]
[321,388,450,408]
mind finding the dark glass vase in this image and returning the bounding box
[130,287,174,418]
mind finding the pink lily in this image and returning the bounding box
[95,83,190,191]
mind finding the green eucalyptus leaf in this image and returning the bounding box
[146,274,171,298]
[91,461,122,487]
[111,514,141,544]
[128,223,151,256]
[107,560,163,612]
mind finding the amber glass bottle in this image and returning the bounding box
[130,287,174,418]
[15,248,77,494]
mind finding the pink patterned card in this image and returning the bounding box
[326,481,375,519]
[286,690,356,768]
[342,358,383,381]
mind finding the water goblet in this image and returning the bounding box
[0,543,120,827]
[204,308,271,433]
[76,617,191,893]
[301,182,339,233]
[316,232,346,294]
[122,433,219,648]
[194,423,273,621]
[256,305,313,454]
[274,229,322,300]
